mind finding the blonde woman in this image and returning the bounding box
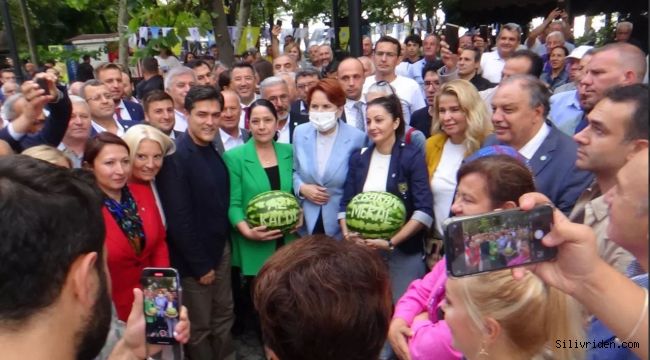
[22,145,72,168]
[444,269,584,360]
[122,124,176,225]
[425,79,492,237]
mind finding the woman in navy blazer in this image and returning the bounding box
[293,79,366,239]
[339,94,434,302]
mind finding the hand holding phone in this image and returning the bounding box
[443,205,557,277]
[444,23,460,54]
[141,268,182,345]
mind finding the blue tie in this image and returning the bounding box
[574,112,588,134]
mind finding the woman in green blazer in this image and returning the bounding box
[223,99,296,276]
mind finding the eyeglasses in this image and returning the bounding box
[87,93,113,102]
[373,80,397,95]
[296,82,317,90]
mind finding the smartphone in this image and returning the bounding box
[480,25,489,42]
[36,77,49,92]
[444,23,460,54]
[443,205,556,277]
[276,19,283,27]
[141,267,182,345]
[555,0,566,15]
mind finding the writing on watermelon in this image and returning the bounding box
[346,191,406,239]
[257,197,298,227]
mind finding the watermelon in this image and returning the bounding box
[245,190,300,232]
[346,191,406,239]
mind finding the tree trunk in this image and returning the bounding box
[117,0,128,68]
[405,0,415,24]
[17,0,37,65]
[204,0,235,66]
[235,0,252,54]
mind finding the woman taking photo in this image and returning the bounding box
[541,46,570,92]
[84,132,169,321]
[223,98,296,277]
[293,78,365,239]
[339,94,433,302]
[122,124,176,225]
[389,151,584,360]
[425,79,491,238]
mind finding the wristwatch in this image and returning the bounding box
[387,240,395,251]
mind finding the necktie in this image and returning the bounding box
[353,101,365,131]
[114,107,123,122]
[574,112,588,134]
[243,106,251,129]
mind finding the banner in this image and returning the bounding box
[338,27,350,50]
[237,26,261,54]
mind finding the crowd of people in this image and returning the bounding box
[0,9,647,360]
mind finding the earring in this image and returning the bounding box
[477,342,489,359]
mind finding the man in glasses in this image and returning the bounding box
[362,35,426,126]
[480,23,522,84]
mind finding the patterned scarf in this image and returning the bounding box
[104,187,146,256]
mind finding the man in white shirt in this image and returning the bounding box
[216,90,249,153]
[480,23,522,84]
[164,66,196,133]
[259,76,308,144]
[95,62,145,122]
[362,35,426,125]
[337,58,367,131]
[230,62,259,129]
[485,74,592,214]
[81,80,125,136]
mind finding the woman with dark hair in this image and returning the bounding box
[182,51,196,64]
[293,78,365,239]
[388,149,582,360]
[339,94,433,303]
[541,46,570,91]
[84,132,169,321]
[223,98,296,277]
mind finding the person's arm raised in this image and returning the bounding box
[516,192,648,359]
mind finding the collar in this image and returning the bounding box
[519,122,551,160]
[174,109,186,119]
[116,99,126,109]
[345,98,364,108]
[219,128,241,142]
[91,118,125,136]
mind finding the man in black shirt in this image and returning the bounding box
[135,57,164,100]
[458,47,497,91]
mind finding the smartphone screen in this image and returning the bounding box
[480,25,489,42]
[36,78,49,92]
[443,205,556,277]
[276,19,283,27]
[445,23,460,54]
[141,267,181,345]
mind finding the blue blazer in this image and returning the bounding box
[483,122,593,214]
[155,132,231,279]
[0,92,72,153]
[123,99,145,122]
[339,141,434,254]
[292,121,366,239]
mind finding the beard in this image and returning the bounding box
[75,264,113,360]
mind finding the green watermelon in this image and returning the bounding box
[346,191,406,239]
[246,190,300,232]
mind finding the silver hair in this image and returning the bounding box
[500,74,551,117]
[2,93,24,122]
[259,76,288,96]
[367,81,397,97]
[69,95,89,108]
[546,31,565,43]
[164,66,196,90]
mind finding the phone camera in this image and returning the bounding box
[534,229,545,240]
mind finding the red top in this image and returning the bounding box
[103,182,169,321]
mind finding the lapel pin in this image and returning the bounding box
[540,155,547,161]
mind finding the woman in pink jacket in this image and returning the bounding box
[388,147,534,360]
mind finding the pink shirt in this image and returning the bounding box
[393,258,463,360]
